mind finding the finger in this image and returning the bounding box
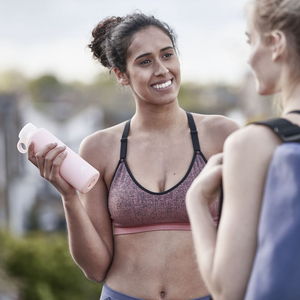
[207,153,223,166]
[49,151,68,183]
[27,141,38,167]
[43,146,66,179]
[35,143,58,177]
[211,165,223,182]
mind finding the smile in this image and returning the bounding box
[152,79,172,90]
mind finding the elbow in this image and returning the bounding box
[71,252,112,283]
[84,271,106,283]
[210,283,245,300]
[76,260,111,283]
[82,265,110,283]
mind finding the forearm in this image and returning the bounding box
[62,194,112,282]
[186,193,221,297]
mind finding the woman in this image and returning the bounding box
[27,13,238,300]
[186,1,300,299]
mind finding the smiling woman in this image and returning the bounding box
[26,12,239,300]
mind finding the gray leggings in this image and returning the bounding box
[100,282,212,300]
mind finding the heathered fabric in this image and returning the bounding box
[108,152,219,235]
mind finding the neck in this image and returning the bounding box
[281,82,300,115]
[132,101,187,132]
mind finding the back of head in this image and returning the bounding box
[88,13,177,73]
[251,0,300,80]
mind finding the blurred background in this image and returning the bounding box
[0,0,277,299]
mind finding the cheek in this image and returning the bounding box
[247,47,258,69]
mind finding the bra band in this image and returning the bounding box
[119,112,200,160]
[114,223,191,235]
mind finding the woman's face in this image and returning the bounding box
[123,26,181,107]
[246,6,281,95]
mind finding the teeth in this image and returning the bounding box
[152,80,171,90]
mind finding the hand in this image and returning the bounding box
[187,153,223,205]
[27,141,77,199]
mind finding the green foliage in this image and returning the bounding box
[178,82,204,112]
[0,70,28,93]
[0,231,102,300]
[29,74,63,103]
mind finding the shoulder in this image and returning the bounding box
[79,121,127,170]
[224,123,282,171]
[191,113,240,157]
[194,113,239,137]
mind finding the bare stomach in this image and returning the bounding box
[105,230,209,300]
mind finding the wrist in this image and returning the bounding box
[187,186,218,212]
[62,191,78,203]
[187,188,207,209]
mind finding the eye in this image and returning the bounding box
[163,52,173,58]
[140,59,151,65]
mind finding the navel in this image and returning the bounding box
[160,290,166,298]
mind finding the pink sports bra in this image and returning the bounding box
[108,112,220,235]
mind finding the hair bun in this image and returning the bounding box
[89,16,123,68]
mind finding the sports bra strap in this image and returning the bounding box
[187,112,201,152]
[120,120,131,160]
[287,110,300,115]
[254,118,300,143]
[119,112,200,160]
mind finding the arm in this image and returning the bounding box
[28,132,114,283]
[186,126,280,300]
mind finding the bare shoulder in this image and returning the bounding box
[224,123,282,169]
[79,121,127,171]
[191,113,240,158]
[195,113,239,136]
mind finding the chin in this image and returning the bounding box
[255,81,273,96]
[257,88,270,96]
[258,86,279,96]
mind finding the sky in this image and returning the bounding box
[0,0,251,85]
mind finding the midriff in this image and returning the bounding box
[105,230,209,300]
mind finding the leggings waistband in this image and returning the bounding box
[100,282,212,300]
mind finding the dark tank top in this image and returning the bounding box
[108,112,220,235]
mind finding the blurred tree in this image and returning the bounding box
[0,70,28,94]
[178,82,204,113]
[0,230,102,300]
[29,74,63,103]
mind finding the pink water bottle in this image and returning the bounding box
[17,123,100,194]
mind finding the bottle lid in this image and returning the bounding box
[17,123,37,153]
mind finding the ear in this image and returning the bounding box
[113,67,129,86]
[270,30,287,61]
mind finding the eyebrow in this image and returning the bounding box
[134,46,174,61]
[245,32,250,37]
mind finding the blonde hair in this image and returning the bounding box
[252,0,300,82]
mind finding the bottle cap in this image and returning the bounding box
[17,123,37,153]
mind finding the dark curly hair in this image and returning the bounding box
[88,13,178,73]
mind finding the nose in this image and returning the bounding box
[154,60,169,76]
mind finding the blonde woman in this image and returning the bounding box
[186,0,300,299]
